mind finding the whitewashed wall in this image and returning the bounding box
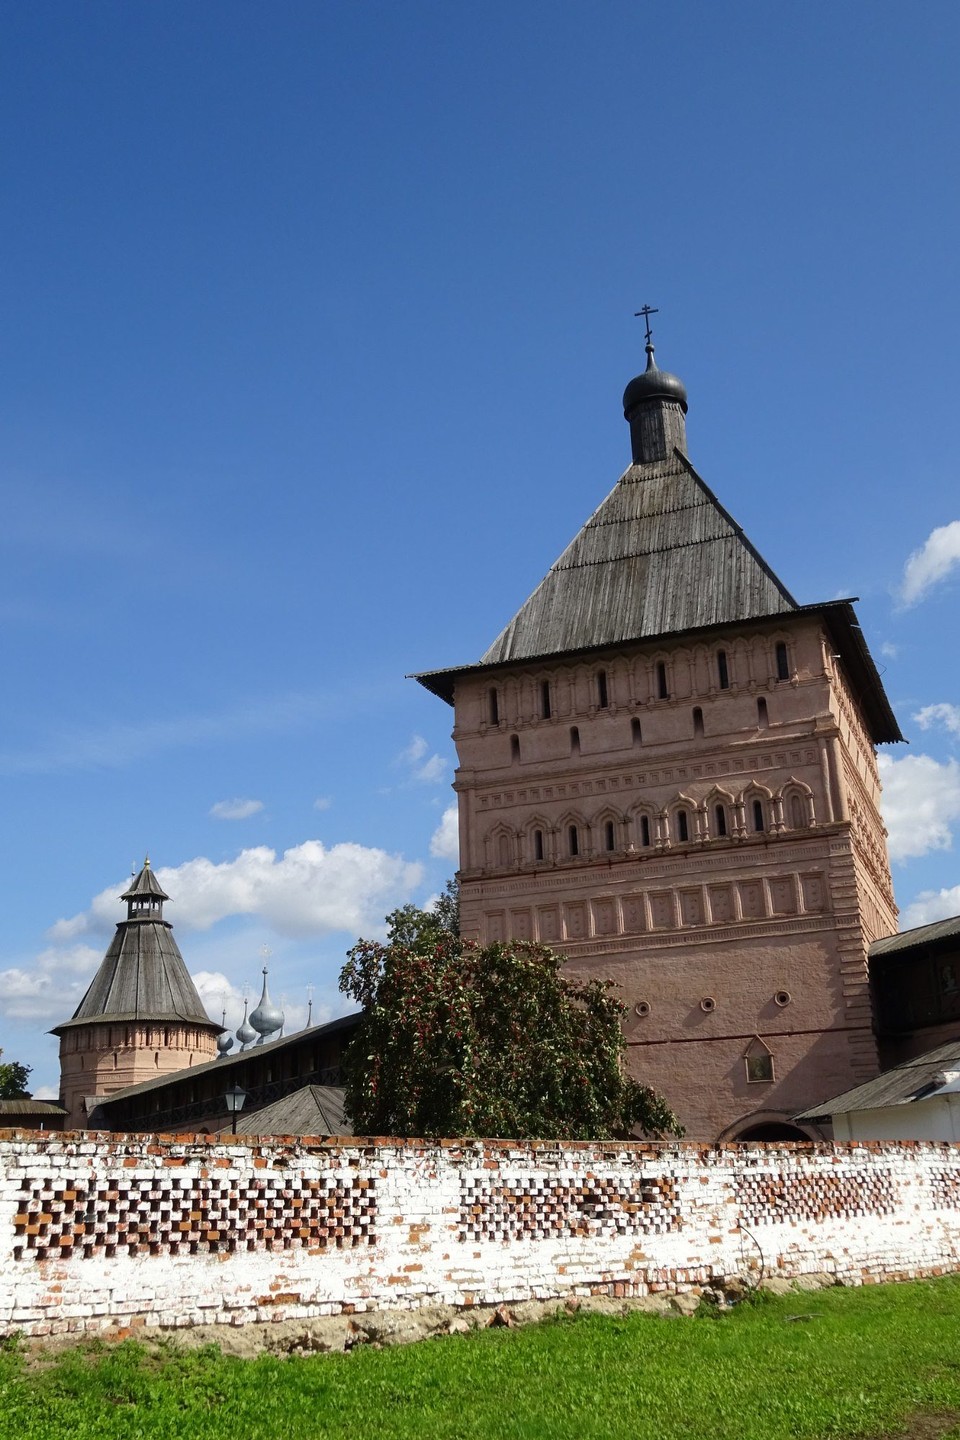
[0,1133,959,1336]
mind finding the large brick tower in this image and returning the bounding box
[53,860,221,1128]
[416,332,901,1141]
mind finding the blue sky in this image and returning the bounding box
[2,3,959,1095]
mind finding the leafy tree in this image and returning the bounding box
[0,1053,31,1099]
[339,901,680,1140]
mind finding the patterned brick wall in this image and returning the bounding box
[0,1134,959,1336]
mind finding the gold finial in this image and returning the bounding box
[143,855,151,868]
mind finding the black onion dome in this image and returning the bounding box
[623,345,688,417]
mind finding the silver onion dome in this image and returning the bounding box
[236,997,257,1050]
[249,967,284,1044]
[217,1007,234,1058]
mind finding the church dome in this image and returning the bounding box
[623,344,688,418]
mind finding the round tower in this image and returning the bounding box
[52,859,221,1128]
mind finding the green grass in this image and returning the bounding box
[3,1279,960,1439]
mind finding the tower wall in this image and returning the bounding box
[452,615,896,1140]
[58,1021,219,1129]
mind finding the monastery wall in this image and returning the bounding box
[2,1133,960,1337]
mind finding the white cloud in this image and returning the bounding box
[901,885,960,930]
[210,797,264,821]
[899,520,960,606]
[0,944,101,1023]
[397,734,448,785]
[430,803,460,862]
[913,703,960,738]
[32,1085,59,1100]
[49,841,424,941]
[211,800,266,823]
[878,752,960,861]
[313,795,332,811]
[880,642,898,660]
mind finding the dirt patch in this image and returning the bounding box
[873,1412,960,1439]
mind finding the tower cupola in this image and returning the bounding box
[622,309,688,463]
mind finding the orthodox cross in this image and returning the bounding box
[634,304,659,345]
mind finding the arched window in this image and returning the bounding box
[568,824,579,857]
[790,794,804,828]
[597,670,609,709]
[534,829,544,862]
[541,680,552,719]
[715,804,728,838]
[675,809,690,844]
[604,820,615,851]
[498,833,511,867]
[693,706,704,736]
[510,734,521,763]
[775,642,789,682]
[570,725,580,755]
[753,798,765,833]
[757,696,768,729]
[489,688,499,725]
[640,815,651,848]
[717,650,729,690]
[631,717,642,746]
[657,661,669,699]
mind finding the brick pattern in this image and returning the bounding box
[929,1166,960,1211]
[459,1174,682,1242]
[12,1172,377,1261]
[736,1166,897,1227]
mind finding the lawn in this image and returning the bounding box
[2,1278,960,1440]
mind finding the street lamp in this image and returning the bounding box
[224,1084,247,1135]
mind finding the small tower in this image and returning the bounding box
[53,859,222,1128]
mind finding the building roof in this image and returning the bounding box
[870,914,960,960]
[795,1037,960,1120]
[0,1099,67,1117]
[121,859,169,902]
[53,919,217,1034]
[93,1011,362,1110]
[236,1084,351,1137]
[478,452,798,663]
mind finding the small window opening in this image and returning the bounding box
[715,804,727,837]
[568,825,579,857]
[790,794,804,828]
[775,642,789,682]
[757,696,768,729]
[534,829,544,862]
[597,670,608,709]
[640,815,651,848]
[746,1052,775,1083]
[604,820,615,851]
[489,688,499,726]
[676,809,689,843]
[541,680,552,719]
[657,661,669,699]
[631,717,642,746]
[753,799,765,833]
[693,706,704,736]
[570,725,580,755]
[510,734,520,763]
[717,650,729,690]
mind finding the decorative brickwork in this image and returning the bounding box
[1,1135,959,1338]
[736,1165,897,1228]
[459,1174,682,1242]
[12,1172,376,1261]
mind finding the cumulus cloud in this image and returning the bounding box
[878,753,960,861]
[209,797,264,821]
[49,841,424,941]
[880,642,899,660]
[901,885,960,930]
[398,734,448,785]
[899,520,960,606]
[430,803,460,861]
[914,703,960,738]
[0,944,101,1022]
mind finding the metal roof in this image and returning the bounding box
[52,918,218,1034]
[236,1084,351,1137]
[870,914,960,960]
[478,453,797,663]
[0,1099,67,1116]
[795,1036,960,1120]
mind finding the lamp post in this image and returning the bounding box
[224,1084,247,1135]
